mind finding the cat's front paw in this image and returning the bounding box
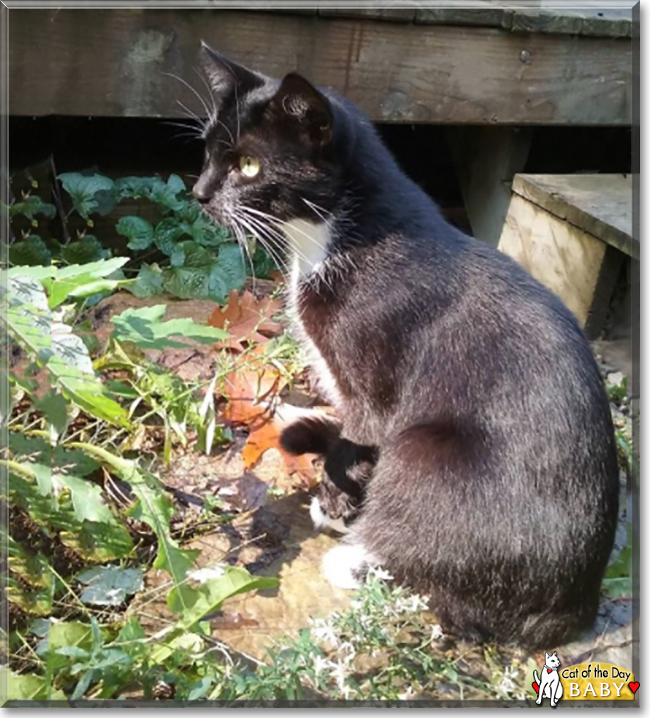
[310,497,349,534]
[322,544,373,589]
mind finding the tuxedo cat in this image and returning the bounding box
[193,44,619,647]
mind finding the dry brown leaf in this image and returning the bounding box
[219,365,318,484]
[208,289,284,351]
[241,416,280,468]
[221,367,288,425]
[243,415,319,488]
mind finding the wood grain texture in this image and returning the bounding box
[319,7,416,23]
[8,9,632,125]
[412,6,632,37]
[498,195,608,326]
[415,7,508,29]
[509,9,632,39]
[583,245,626,339]
[512,174,636,259]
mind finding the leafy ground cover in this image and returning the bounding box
[2,168,635,703]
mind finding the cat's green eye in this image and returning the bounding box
[239,155,260,178]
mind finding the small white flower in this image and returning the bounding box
[187,565,225,583]
[399,686,416,700]
[328,660,351,697]
[312,655,334,677]
[430,623,444,640]
[406,594,429,612]
[336,641,356,661]
[367,565,394,581]
[498,666,519,696]
[311,619,339,646]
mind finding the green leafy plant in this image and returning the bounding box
[3,262,278,702]
[7,168,276,304]
[58,171,261,301]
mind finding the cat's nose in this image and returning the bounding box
[192,179,213,204]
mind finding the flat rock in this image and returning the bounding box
[138,490,351,662]
[204,492,350,661]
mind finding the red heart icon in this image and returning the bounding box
[547,669,552,674]
[629,682,640,695]
[532,682,539,694]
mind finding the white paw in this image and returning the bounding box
[310,497,349,535]
[322,544,373,590]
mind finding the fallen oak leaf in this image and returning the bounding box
[208,289,284,351]
[241,415,281,468]
[242,414,319,489]
[221,367,289,425]
[219,366,320,484]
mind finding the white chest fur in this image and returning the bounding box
[283,219,343,408]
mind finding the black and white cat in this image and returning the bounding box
[193,44,619,648]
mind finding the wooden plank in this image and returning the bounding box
[583,245,626,339]
[447,126,531,247]
[8,9,633,126]
[510,8,632,39]
[511,174,636,259]
[253,8,318,16]
[414,6,632,37]
[498,194,609,329]
[510,10,585,36]
[415,6,509,30]
[319,8,416,23]
[577,9,633,38]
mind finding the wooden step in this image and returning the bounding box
[498,173,635,338]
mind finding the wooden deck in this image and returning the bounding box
[7,5,634,125]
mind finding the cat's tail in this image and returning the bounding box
[276,404,341,456]
[533,670,540,686]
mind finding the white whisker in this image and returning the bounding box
[164,71,212,121]
[237,213,290,276]
[242,207,329,256]
[193,66,219,125]
[239,210,314,270]
[176,99,205,127]
[230,215,257,289]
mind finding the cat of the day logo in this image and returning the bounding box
[532,652,638,705]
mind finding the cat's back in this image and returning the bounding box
[358,218,613,448]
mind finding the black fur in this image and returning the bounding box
[280,417,375,524]
[278,415,340,457]
[194,45,619,648]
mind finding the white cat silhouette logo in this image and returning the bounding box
[533,651,564,707]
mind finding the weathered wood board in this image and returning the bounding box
[8,9,632,125]
[511,174,636,259]
[499,195,609,327]
[414,4,632,38]
[498,174,634,337]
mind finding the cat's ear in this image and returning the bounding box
[200,42,264,98]
[265,73,333,147]
[545,652,550,661]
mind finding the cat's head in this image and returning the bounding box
[192,44,344,245]
[545,651,561,669]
